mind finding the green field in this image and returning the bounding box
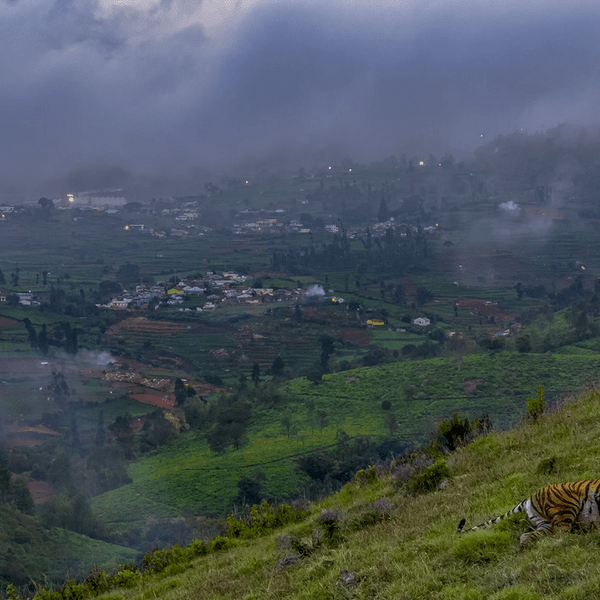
[91,351,600,530]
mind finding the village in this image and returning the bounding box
[98,271,308,311]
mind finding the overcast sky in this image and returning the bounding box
[1,0,600,196]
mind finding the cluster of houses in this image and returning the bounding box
[99,285,166,310]
[99,271,308,312]
[0,291,37,306]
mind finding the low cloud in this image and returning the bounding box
[1,0,600,198]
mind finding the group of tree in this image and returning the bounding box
[0,455,34,515]
[24,320,78,356]
[270,224,428,277]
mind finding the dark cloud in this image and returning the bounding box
[0,0,599,198]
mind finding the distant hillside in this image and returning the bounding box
[0,503,139,590]
[90,351,599,536]
[26,377,600,599]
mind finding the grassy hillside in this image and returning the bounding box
[0,503,139,589]
[30,380,600,599]
[91,352,600,531]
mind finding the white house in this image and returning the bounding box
[413,317,431,327]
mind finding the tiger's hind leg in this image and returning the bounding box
[520,500,554,546]
[519,525,552,546]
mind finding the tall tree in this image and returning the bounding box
[251,363,261,386]
[272,356,285,379]
[377,196,389,222]
[48,371,69,408]
[174,378,187,406]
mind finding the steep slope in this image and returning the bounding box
[32,381,600,599]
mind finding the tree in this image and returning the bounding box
[38,197,53,209]
[98,279,122,301]
[174,378,187,406]
[319,335,335,372]
[377,197,389,222]
[306,366,323,385]
[23,318,38,348]
[416,286,434,306]
[110,414,135,458]
[0,267,5,285]
[38,324,49,355]
[251,363,261,386]
[432,412,472,452]
[272,356,285,379]
[5,293,19,307]
[515,282,524,300]
[63,323,78,354]
[237,476,262,506]
[526,385,545,421]
[115,263,141,288]
[516,334,531,353]
[296,452,333,481]
[0,458,11,503]
[10,477,34,514]
[48,371,69,408]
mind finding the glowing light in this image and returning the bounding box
[245,180,249,184]
[124,225,130,230]
[328,166,332,170]
[348,168,352,172]
[67,194,74,203]
[419,161,424,166]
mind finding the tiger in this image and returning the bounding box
[457,479,600,545]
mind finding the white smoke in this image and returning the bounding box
[68,350,117,367]
[305,284,325,297]
[498,200,521,217]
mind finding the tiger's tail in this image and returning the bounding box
[457,501,526,535]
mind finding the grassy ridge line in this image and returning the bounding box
[81,383,600,600]
[91,352,600,528]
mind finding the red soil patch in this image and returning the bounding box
[130,392,175,408]
[0,316,19,329]
[27,480,53,504]
[464,379,485,393]
[340,328,370,346]
[106,316,187,337]
[456,297,516,322]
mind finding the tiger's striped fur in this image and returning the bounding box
[457,479,600,545]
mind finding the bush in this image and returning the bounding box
[317,509,343,546]
[407,458,450,494]
[432,412,472,452]
[210,536,236,552]
[526,385,545,421]
[110,567,140,589]
[353,466,378,486]
[226,500,310,539]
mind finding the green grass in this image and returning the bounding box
[56,382,600,600]
[90,351,600,530]
[0,503,140,588]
